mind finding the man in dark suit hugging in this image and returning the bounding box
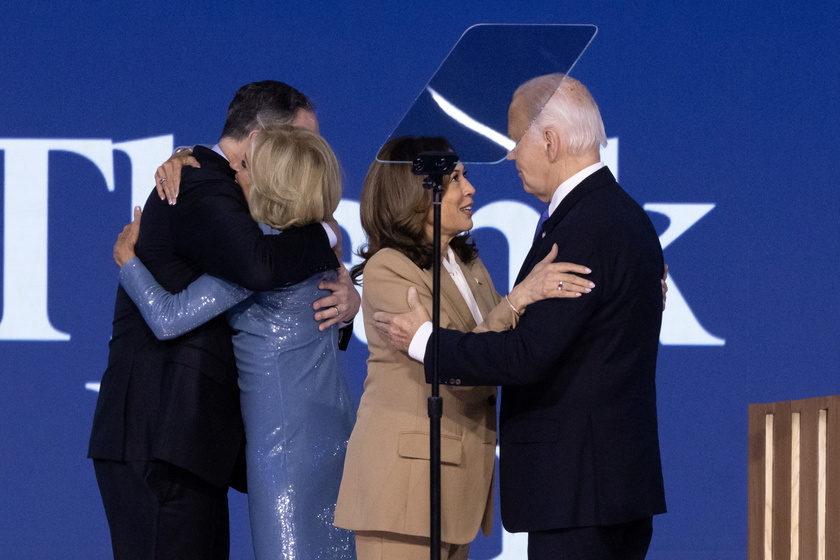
[374,74,666,559]
[88,81,359,560]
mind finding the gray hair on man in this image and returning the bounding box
[513,73,607,156]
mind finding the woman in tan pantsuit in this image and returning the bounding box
[334,136,593,560]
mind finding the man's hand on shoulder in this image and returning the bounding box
[372,287,430,353]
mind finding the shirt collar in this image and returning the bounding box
[547,161,606,217]
[212,144,227,161]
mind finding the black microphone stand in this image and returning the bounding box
[412,151,459,560]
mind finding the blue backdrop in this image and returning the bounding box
[1,1,838,558]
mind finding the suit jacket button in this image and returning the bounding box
[448,378,456,385]
[455,379,461,385]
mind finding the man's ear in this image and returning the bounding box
[544,127,562,163]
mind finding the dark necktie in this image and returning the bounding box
[533,206,550,241]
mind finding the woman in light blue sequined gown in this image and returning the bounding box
[118,125,356,560]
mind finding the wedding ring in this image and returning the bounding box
[557,281,563,291]
[158,177,165,184]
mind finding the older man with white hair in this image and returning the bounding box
[374,74,666,559]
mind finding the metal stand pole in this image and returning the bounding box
[413,151,458,560]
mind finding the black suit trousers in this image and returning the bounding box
[94,459,231,560]
[527,517,653,560]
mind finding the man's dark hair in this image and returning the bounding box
[220,81,314,141]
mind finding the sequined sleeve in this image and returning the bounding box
[119,257,252,340]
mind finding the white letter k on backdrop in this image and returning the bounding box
[645,203,725,346]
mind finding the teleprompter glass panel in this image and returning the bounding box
[377,24,597,164]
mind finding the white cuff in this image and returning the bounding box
[321,222,338,248]
[408,321,433,363]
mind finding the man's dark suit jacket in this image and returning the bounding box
[426,167,666,532]
[88,146,339,490]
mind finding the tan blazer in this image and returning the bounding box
[334,248,518,544]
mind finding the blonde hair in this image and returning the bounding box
[247,125,341,229]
